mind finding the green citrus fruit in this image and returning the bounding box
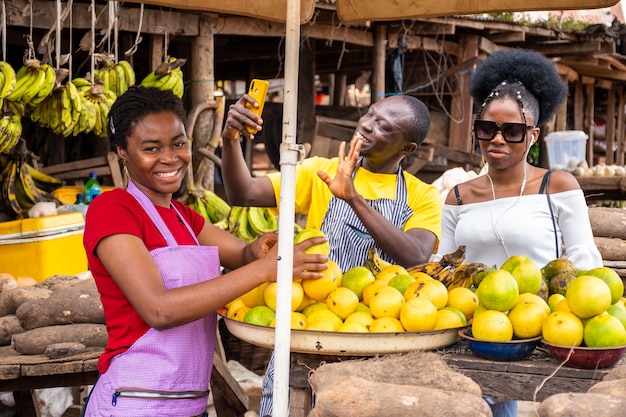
[475,269,519,312]
[583,312,626,347]
[341,266,375,300]
[388,273,416,296]
[243,305,276,327]
[500,255,543,295]
[585,267,624,304]
[565,275,612,319]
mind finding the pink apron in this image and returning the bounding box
[84,180,220,416]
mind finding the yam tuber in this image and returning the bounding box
[11,323,107,355]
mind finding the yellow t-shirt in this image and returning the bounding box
[267,156,441,246]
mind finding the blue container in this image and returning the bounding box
[458,328,541,361]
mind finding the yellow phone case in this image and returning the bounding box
[245,79,269,134]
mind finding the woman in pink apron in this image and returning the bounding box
[82,86,329,416]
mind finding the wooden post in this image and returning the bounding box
[335,73,347,106]
[574,82,584,131]
[583,77,596,167]
[606,82,616,165]
[190,15,216,190]
[372,24,386,103]
[448,35,479,166]
[150,34,164,71]
[298,39,316,145]
[554,76,568,132]
[617,85,625,165]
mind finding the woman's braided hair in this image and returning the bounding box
[108,85,187,152]
[469,48,567,126]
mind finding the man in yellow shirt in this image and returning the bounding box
[220,93,442,416]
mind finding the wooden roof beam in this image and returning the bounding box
[531,40,604,56]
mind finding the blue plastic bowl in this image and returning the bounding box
[458,328,542,361]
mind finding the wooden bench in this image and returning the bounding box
[40,152,126,188]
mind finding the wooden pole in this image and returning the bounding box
[372,24,386,103]
[190,14,216,190]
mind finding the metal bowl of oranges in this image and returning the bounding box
[458,328,542,361]
[542,341,626,369]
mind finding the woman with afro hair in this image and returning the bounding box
[437,48,602,275]
[436,46,603,417]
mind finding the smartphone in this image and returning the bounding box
[245,79,269,134]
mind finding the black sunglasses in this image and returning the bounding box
[474,119,534,143]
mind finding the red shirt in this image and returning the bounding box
[83,188,205,373]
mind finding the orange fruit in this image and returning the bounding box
[326,287,359,319]
[264,281,303,312]
[290,312,307,330]
[399,298,438,332]
[565,275,612,319]
[517,292,551,317]
[446,287,479,320]
[475,270,519,312]
[362,280,387,307]
[607,303,626,330]
[294,228,330,256]
[507,300,548,339]
[434,308,465,330]
[369,317,404,333]
[369,286,405,319]
[301,259,342,302]
[240,283,269,308]
[338,321,369,333]
[376,264,409,284]
[305,309,343,331]
[344,311,374,329]
[542,310,584,347]
[404,279,448,309]
[301,302,328,318]
[471,310,513,341]
[547,293,566,312]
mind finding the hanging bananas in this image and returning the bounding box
[0,154,62,219]
[94,59,136,98]
[70,81,117,138]
[30,80,84,137]
[6,60,56,105]
[0,102,24,154]
[141,57,186,98]
[0,61,16,99]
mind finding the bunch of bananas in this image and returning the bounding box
[6,60,56,105]
[94,60,135,98]
[185,188,232,226]
[30,81,82,137]
[225,206,279,242]
[0,154,62,219]
[72,79,117,138]
[140,57,186,98]
[0,61,16,99]
[365,246,488,290]
[0,102,25,153]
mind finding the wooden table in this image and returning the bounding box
[0,343,250,417]
[0,345,100,416]
[576,176,626,201]
[286,342,619,417]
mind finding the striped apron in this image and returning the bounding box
[320,161,412,272]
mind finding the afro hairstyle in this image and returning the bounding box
[469,48,567,126]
